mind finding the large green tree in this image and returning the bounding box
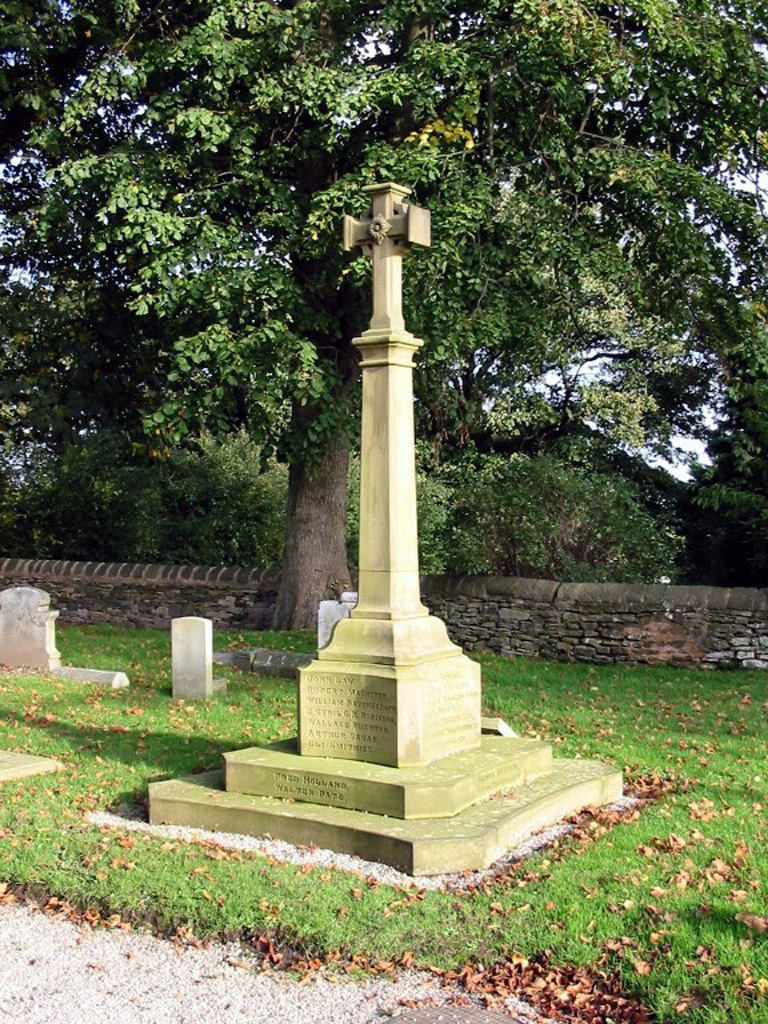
[2,0,766,622]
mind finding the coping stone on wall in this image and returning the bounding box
[422,575,490,599]
[664,585,719,609]
[556,582,669,609]
[725,587,767,612]
[0,558,282,595]
[485,577,560,603]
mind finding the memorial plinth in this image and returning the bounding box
[149,182,622,875]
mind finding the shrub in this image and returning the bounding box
[440,452,682,582]
[1,431,287,567]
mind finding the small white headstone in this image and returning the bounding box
[172,617,214,699]
[0,587,61,672]
[317,591,358,650]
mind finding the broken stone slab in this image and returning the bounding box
[53,666,129,690]
[481,716,519,738]
[250,649,312,679]
[212,649,312,679]
[0,750,63,782]
[253,649,312,679]
[0,586,60,671]
[212,651,251,671]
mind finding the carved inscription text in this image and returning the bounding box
[301,673,397,759]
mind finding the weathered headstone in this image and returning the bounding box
[150,183,622,875]
[172,617,226,699]
[317,591,358,650]
[0,587,60,671]
[0,750,62,783]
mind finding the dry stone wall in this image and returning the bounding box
[0,559,278,631]
[421,576,768,669]
[1,559,766,668]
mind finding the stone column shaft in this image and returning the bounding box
[354,330,426,621]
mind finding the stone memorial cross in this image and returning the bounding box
[297,182,482,767]
[149,182,622,877]
[342,184,434,622]
[341,182,432,624]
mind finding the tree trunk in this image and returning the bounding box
[272,435,352,630]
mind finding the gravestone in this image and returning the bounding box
[0,587,60,672]
[0,585,130,686]
[150,183,622,875]
[317,591,358,650]
[172,617,226,699]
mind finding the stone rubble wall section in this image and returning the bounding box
[420,576,768,670]
[0,559,279,631]
[1,559,766,669]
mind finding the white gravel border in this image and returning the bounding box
[89,797,636,892]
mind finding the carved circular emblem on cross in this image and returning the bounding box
[368,214,392,245]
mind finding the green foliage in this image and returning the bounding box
[348,447,680,582]
[442,453,682,581]
[2,0,765,465]
[153,432,287,567]
[2,432,287,566]
[1,0,765,590]
[5,433,164,561]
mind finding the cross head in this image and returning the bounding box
[343,182,431,333]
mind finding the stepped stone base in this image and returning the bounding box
[149,741,622,875]
[0,750,62,782]
[224,736,552,819]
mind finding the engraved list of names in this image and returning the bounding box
[300,674,397,760]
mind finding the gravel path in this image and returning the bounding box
[0,903,540,1024]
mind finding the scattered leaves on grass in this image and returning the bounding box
[436,951,653,1023]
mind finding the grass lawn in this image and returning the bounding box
[0,623,766,1023]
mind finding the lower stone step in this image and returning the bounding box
[224,736,552,819]
[149,758,622,876]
